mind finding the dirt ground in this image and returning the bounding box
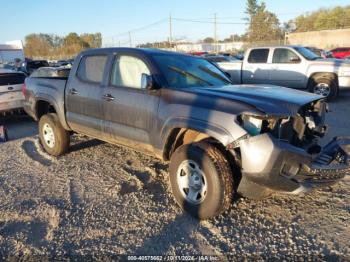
[0,90,349,260]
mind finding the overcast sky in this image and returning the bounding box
[1,0,349,46]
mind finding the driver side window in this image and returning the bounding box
[111,55,150,89]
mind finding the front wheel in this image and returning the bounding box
[39,113,70,156]
[169,142,234,219]
[308,76,338,100]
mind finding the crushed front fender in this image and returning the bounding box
[236,134,350,199]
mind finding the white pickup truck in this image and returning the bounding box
[213,45,350,100]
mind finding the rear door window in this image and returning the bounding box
[248,49,269,63]
[77,55,108,83]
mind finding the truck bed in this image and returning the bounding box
[24,76,68,123]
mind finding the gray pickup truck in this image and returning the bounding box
[23,48,350,219]
[214,45,350,100]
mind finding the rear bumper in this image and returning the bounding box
[235,134,350,199]
[0,91,24,113]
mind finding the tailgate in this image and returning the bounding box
[0,83,23,93]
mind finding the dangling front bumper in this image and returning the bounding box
[234,134,350,199]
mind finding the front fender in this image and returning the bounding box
[161,117,234,149]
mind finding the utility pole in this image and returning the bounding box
[169,13,173,50]
[129,32,132,47]
[214,13,217,54]
[284,32,288,45]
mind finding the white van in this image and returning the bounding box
[0,40,25,69]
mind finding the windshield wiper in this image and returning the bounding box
[168,66,213,86]
[198,65,231,84]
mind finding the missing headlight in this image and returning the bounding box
[240,115,263,136]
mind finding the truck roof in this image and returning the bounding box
[79,47,189,57]
[247,45,304,49]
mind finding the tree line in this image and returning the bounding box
[182,2,350,45]
[290,5,350,32]
[24,32,102,59]
[234,1,350,44]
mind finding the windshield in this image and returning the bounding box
[152,54,231,88]
[293,46,321,60]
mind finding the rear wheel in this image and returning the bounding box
[39,113,70,156]
[169,142,234,219]
[308,76,338,100]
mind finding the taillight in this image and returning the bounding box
[22,83,26,96]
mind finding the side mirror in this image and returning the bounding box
[141,73,156,90]
[290,57,301,63]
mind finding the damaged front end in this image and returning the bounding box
[229,99,350,199]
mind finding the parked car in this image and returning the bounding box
[0,69,26,114]
[305,46,333,59]
[23,48,350,219]
[232,53,244,60]
[204,55,239,63]
[217,45,350,100]
[30,67,70,78]
[205,55,243,83]
[22,59,50,75]
[330,47,350,59]
[189,51,208,57]
[55,60,70,67]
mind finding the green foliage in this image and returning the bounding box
[24,32,102,59]
[245,0,283,43]
[293,5,350,32]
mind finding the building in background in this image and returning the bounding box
[286,28,350,49]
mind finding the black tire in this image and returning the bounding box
[169,142,234,219]
[39,113,70,156]
[308,75,338,101]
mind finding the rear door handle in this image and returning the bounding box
[69,88,78,95]
[103,93,115,101]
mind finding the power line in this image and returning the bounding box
[104,18,167,39]
[172,17,287,25]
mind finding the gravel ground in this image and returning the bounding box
[0,91,349,260]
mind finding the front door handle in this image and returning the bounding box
[69,88,78,95]
[102,93,115,101]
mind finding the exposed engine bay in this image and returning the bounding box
[237,99,328,152]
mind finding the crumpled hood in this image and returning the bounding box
[186,84,323,116]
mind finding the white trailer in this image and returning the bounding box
[0,40,25,66]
